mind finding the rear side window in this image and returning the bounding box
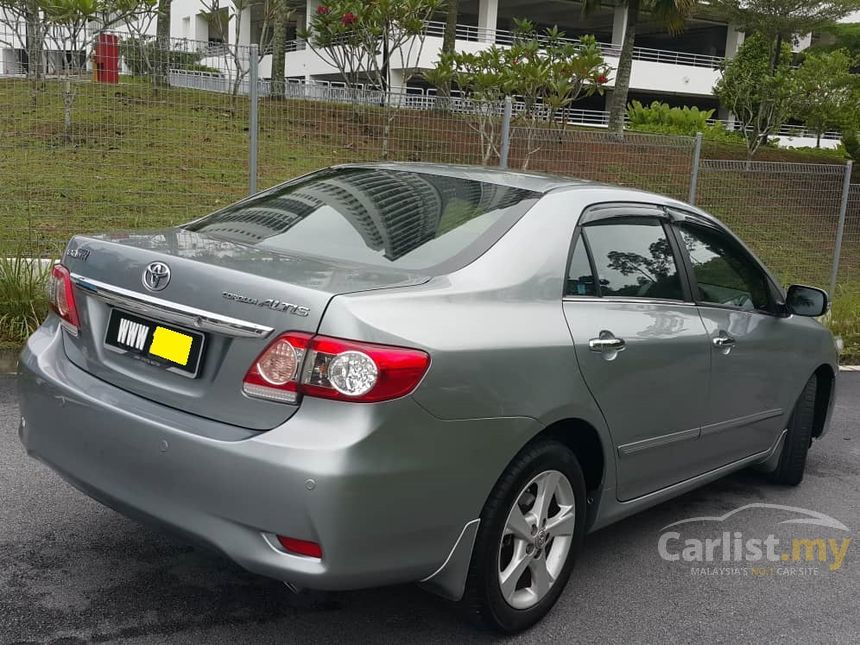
[185,167,540,271]
[580,219,684,300]
[566,238,597,296]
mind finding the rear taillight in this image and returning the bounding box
[48,264,80,334]
[243,334,430,404]
[243,332,312,404]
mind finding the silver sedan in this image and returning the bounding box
[18,163,837,632]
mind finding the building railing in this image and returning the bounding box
[283,20,725,69]
[423,21,725,69]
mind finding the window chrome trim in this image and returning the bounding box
[692,301,783,319]
[71,274,274,339]
[562,296,697,307]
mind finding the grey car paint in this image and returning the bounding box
[17,163,838,604]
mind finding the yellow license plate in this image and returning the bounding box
[149,326,194,366]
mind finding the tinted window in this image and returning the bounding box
[679,223,770,311]
[566,238,597,296]
[185,168,540,271]
[583,219,684,300]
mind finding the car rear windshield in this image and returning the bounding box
[184,167,541,272]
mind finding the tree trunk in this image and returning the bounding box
[816,132,821,149]
[435,0,459,110]
[769,33,783,74]
[24,3,43,82]
[156,0,172,86]
[441,0,458,86]
[607,0,638,136]
[270,2,289,99]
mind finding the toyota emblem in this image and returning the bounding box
[142,262,171,292]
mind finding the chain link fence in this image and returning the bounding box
[695,161,850,289]
[1,30,856,316]
[841,185,860,286]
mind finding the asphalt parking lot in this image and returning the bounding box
[1,373,859,645]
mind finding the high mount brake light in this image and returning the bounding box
[243,334,430,404]
[49,264,80,334]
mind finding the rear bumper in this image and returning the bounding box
[17,319,538,592]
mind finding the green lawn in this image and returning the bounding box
[1,76,858,360]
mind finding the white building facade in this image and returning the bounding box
[164,0,842,146]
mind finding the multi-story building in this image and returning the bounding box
[167,0,844,147]
[173,0,744,111]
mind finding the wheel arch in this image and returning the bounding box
[420,415,610,602]
[811,363,836,439]
[537,418,606,496]
[521,417,609,533]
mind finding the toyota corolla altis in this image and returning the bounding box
[18,164,837,632]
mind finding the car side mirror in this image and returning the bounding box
[786,285,829,317]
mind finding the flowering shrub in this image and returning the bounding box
[426,20,612,167]
[301,0,443,94]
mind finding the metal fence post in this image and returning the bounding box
[688,132,703,205]
[499,96,512,169]
[248,44,259,196]
[829,160,853,296]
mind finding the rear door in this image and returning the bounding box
[671,214,793,465]
[562,205,712,501]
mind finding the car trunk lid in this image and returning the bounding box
[61,229,429,430]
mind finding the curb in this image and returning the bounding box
[0,349,18,375]
[840,366,860,372]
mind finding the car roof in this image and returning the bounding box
[335,162,692,208]
[336,162,600,194]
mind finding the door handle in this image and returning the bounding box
[712,332,736,354]
[589,331,626,354]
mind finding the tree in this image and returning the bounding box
[0,0,48,88]
[436,0,458,103]
[155,0,172,85]
[301,0,444,101]
[810,22,860,63]
[792,49,858,147]
[269,0,294,98]
[114,0,159,79]
[710,0,860,70]
[843,129,860,160]
[22,0,159,138]
[714,34,796,158]
[584,0,696,135]
[427,21,610,167]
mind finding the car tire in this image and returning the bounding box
[770,375,818,486]
[461,439,586,633]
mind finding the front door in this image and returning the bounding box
[562,206,712,501]
[673,217,793,466]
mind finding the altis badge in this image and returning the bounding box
[222,291,311,317]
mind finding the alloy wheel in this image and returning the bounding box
[497,469,575,610]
